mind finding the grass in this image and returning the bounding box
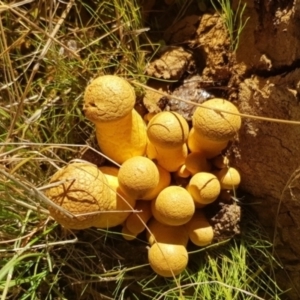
[210,0,249,52]
[0,0,293,299]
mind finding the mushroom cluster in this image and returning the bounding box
[45,75,242,278]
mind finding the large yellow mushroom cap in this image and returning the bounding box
[45,162,109,230]
[151,186,195,226]
[83,75,135,123]
[192,98,241,142]
[147,111,189,149]
[187,172,221,205]
[118,156,159,199]
[148,242,188,277]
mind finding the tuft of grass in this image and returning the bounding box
[210,0,249,52]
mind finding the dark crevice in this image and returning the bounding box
[245,58,300,79]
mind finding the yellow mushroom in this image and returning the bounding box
[175,164,191,178]
[147,111,189,149]
[151,186,195,226]
[45,162,109,229]
[187,172,221,205]
[121,225,137,241]
[215,167,241,190]
[125,200,152,234]
[192,98,242,142]
[147,218,189,246]
[83,75,147,164]
[93,171,136,228]
[146,142,188,172]
[143,164,171,200]
[118,156,159,199]
[187,128,228,159]
[148,242,188,277]
[187,211,214,247]
[184,152,211,175]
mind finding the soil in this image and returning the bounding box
[142,1,300,298]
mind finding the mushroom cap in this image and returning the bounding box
[122,225,137,241]
[185,152,211,175]
[187,128,228,158]
[125,200,152,234]
[215,167,241,190]
[143,164,171,200]
[187,211,214,246]
[147,111,189,149]
[83,75,135,123]
[151,186,195,226]
[118,156,159,199]
[148,243,188,277]
[45,162,109,229]
[146,142,188,172]
[147,218,189,246]
[187,172,221,205]
[192,98,241,142]
[93,173,136,228]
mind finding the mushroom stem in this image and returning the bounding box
[95,109,147,164]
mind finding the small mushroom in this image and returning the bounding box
[192,98,242,142]
[187,128,228,158]
[83,75,147,164]
[187,172,221,205]
[147,111,189,149]
[184,152,211,175]
[146,142,188,172]
[125,200,152,235]
[148,242,188,277]
[147,218,189,246]
[215,167,241,190]
[118,156,159,199]
[143,164,171,200]
[93,170,136,228]
[121,225,137,241]
[151,186,195,226]
[187,211,214,247]
[45,162,109,229]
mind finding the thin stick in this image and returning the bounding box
[131,81,300,125]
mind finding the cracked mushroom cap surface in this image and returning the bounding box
[192,98,241,142]
[83,75,135,123]
[45,162,109,230]
[147,111,189,149]
[187,172,221,205]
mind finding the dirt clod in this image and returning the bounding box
[146,46,193,80]
[207,201,241,242]
[165,75,213,121]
